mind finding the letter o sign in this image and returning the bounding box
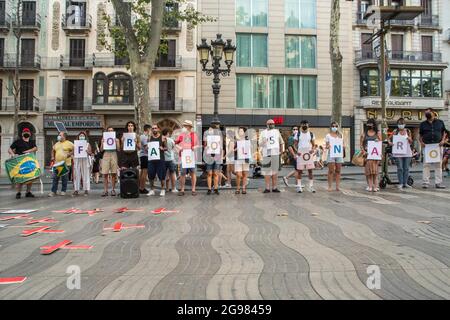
[429,150,438,159]
[302,153,311,161]
[107,138,114,146]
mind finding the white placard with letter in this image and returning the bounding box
[103,132,116,150]
[148,141,160,161]
[123,133,136,151]
[367,141,382,160]
[237,140,251,160]
[207,135,221,155]
[296,148,314,169]
[329,137,344,158]
[424,144,441,163]
[266,130,278,150]
[74,140,88,158]
[392,135,408,155]
[181,149,195,168]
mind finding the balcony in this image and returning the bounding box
[62,13,92,34]
[56,97,92,112]
[0,96,40,113]
[418,15,439,29]
[93,53,129,67]
[355,11,414,28]
[355,50,447,69]
[150,98,184,113]
[0,53,41,70]
[60,54,94,70]
[154,55,182,70]
[163,17,181,32]
[0,12,11,32]
[12,13,41,32]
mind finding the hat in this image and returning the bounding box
[183,120,193,127]
[22,128,31,134]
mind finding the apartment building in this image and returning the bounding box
[442,0,450,125]
[0,0,197,169]
[353,0,448,149]
[196,0,355,160]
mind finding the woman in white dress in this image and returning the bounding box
[73,131,93,196]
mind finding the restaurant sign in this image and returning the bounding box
[44,115,104,129]
[366,109,440,122]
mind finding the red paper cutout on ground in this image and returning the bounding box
[40,240,93,255]
[0,214,30,221]
[26,217,58,225]
[114,207,144,213]
[0,277,27,284]
[103,221,145,232]
[151,208,179,215]
[21,226,64,237]
[53,208,103,216]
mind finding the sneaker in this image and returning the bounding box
[72,191,79,196]
[435,184,446,189]
[140,189,149,194]
[16,192,21,199]
[308,186,316,193]
[397,185,403,191]
[296,186,303,193]
[172,188,178,193]
[422,184,429,189]
[214,189,220,195]
[25,192,35,198]
[283,177,289,187]
[148,190,155,196]
[207,189,212,195]
[404,184,412,189]
[48,192,56,197]
[272,189,281,193]
[263,189,271,193]
[160,189,166,197]
[60,192,66,196]
[224,183,231,189]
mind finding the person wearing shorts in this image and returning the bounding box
[259,119,284,193]
[204,122,223,195]
[139,124,151,194]
[100,127,120,197]
[234,127,250,194]
[293,120,316,193]
[147,124,167,197]
[325,122,345,192]
[175,120,199,196]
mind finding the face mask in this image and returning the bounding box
[398,124,405,130]
[79,136,86,140]
[23,133,30,139]
[268,125,275,129]
[367,125,374,129]
[182,127,188,133]
[331,127,338,132]
[425,112,432,119]
[292,130,298,135]
[57,136,62,142]
[302,126,308,131]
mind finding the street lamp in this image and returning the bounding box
[197,34,236,125]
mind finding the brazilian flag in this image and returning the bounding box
[5,153,42,184]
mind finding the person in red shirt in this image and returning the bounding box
[175,120,199,196]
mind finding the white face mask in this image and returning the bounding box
[57,136,62,142]
[331,127,338,132]
[79,136,86,140]
[398,124,405,130]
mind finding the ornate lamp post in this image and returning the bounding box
[197,34,236,125]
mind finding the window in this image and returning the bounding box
[360,68,442,98]
[236,0,268,27]
[0,38,4,67]
[285,36,316,68]
[93,72,133,104]
[285,0,316,29]
[236,33,267,67]
[237,74,317,109]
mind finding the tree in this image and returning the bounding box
[102,0,212,132]
[330,0,343,126]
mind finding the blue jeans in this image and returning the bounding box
[51,168,70,193]
[395,157,411,186]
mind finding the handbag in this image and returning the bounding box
[351,150,366,167]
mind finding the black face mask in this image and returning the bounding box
[23,134,30,139]
[302,126,308,131]
[268,125,275,129]
[425,112,432,119]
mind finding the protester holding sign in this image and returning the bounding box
[360,118,382,192]
[8,128,38,199]
[325,122,344,192]
[147,124,167,197]
[120,121,140,170]
[100,127,120,197]
[388,118,413,190]
[293,120,316,193]
[419,108,447,189]
[49,132,74,197]
[234,127,251,195]
[73,131,92,196]
[259,119,284,193]
[204,122,223,195]
[175,120,199,196]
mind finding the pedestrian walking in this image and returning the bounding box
[147,124,167,196]
[8,128,38,199]
[283,126,299,186]
[234,127,250,194]
[360,118,382,192]
[49,132,74,197]
[325,122,344,192]
[100,127,120,197]
[73,131,92,196]
[139,124,151,194]
[293,120,316,193]
[204,121,223,195]
[175,120,199,196]
[162,128,178,193]
[419,108,447,189]
[259,119,284,193]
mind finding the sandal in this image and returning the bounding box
[192,191,197,196]
[178,191,185,196]
[72,191,79,196]
[110,190,116,196]
[101,192,108,197]
[235,190,241,194]
[242,190,247,195]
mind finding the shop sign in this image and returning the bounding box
[44,115,104,129]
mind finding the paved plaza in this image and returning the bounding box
[0,172,449,300]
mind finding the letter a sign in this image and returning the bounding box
[367,141,382,160]
[424,144,440,163]
[148,141,160,161]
